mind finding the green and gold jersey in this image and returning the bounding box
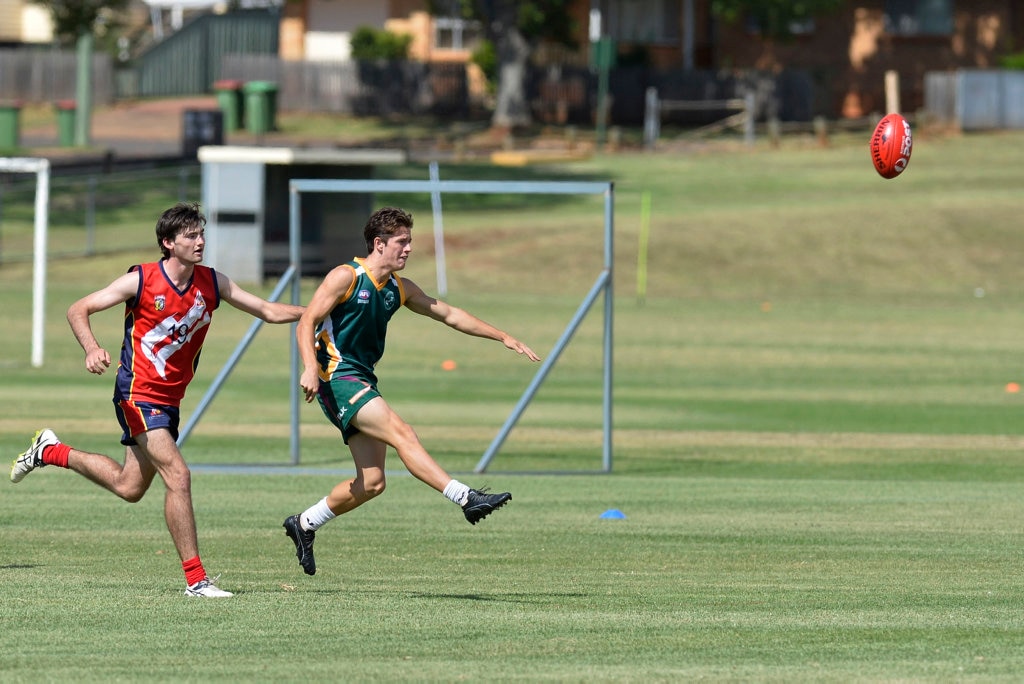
[315,258,406,384]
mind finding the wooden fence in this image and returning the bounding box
[0,48,114,105]
[0,45,819,129]
[220,55,473,117]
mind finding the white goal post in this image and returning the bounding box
[0,157,51,368]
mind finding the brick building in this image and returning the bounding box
[277,1,1024,119]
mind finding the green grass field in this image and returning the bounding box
[3,129,1024,681]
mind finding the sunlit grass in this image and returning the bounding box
[4,130,1024,679]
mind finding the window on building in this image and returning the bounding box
[884,0,953,36]
[430,1,481,51]
[601,0,681,44]
[434,16,482,50]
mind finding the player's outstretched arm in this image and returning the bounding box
[402,279,541,362]
[66,271,140,375]
[217,272,304,323]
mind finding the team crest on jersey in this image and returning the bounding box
[384,290,396,310]
[357,289,371,304]
[154,295,166,311]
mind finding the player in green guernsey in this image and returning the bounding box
[283,207,541,576]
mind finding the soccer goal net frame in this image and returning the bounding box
[293,179,614,473]
[0,157,51,369]
[180,177,614,473]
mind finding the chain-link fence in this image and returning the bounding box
[0,164,201,265]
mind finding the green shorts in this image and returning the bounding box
[316,375,381,444]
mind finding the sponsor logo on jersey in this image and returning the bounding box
[140,291,211,379]
[357,289,371,304]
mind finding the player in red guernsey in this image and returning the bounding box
[9,202,304,597]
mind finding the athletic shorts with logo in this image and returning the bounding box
[317,375,381,444]
[114,399,181,446]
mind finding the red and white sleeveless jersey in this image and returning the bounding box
[114,260,220,406]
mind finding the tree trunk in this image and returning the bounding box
[481,0,533,129]
[491,27,532,129]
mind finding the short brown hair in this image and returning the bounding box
[363,207,413,254]
[156,202,206,259]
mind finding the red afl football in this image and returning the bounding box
[869,113,913,179]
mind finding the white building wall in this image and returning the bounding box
[304,0,386,61]
[0,0,52,43]
[0,0,23,41]
[21,4,52,42]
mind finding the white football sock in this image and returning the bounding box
[300,497,336,531]
[442,479,471,506]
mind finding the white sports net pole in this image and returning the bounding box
[0,157,51,368]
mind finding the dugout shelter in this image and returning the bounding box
[197,145,405,282]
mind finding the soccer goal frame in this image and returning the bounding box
[0,157,51,368]
[288,178,615,473]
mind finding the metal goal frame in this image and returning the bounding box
[289,178,615,473]
[179,176,615,473]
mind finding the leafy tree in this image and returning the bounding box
[350,26,414,61]
[470,39,498,95]
[711,0,844,40]
[30,0,130,46]
[31,0,131,146]
[431,1,842,128]
[430,0,576,129]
